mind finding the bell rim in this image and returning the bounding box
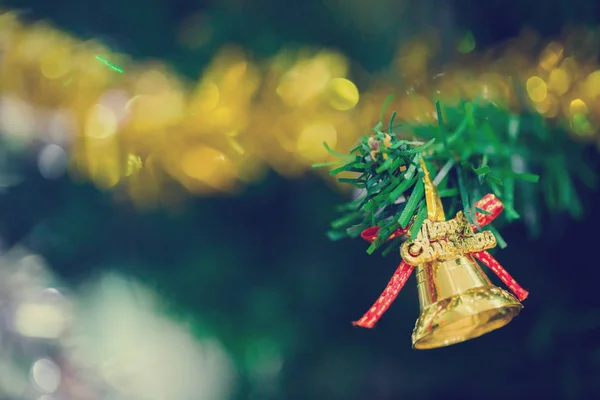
[411,285,523,350]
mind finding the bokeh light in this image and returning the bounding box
[0,13,599,204]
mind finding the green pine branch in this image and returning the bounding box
[315,99,596,256]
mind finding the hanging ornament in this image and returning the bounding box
[319,102,538,349]
[353,159,528,349]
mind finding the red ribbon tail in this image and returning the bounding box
[352,261,414,328]
[360,226,381,243]
[360,226,408,244]
[473,251,529,301]
[473,193,504,230]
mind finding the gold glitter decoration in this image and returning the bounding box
[0,12,599,205]
[400,212,498,265]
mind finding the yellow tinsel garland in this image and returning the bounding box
[0,13,599,206]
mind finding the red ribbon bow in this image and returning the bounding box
[353,193,529,329]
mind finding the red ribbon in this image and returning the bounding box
[352,193,528,329]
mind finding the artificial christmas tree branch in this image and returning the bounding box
[320,98,593,254]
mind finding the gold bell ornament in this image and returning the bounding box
[354,160,529,349]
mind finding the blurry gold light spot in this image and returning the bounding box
[569,99,588,116]
[160,91,186,124]
[40,47,71,79]
[125,95,141,113]
[326,78,359,110]
[399,95,435,123]
[585,70,600,99]
[93,168,121,190]
[434,80,461,106]
[100,90,131,122]
[399,41,430,77]
[83,135,122,189]
[526,76,547,102]
[561,57,579,76]
[224,61,248,86]
[212,108,234,125]
[85,105,117,138]
[136,69,169,94]
[181,146,236,190]
[535,99,549,114]
[297,124,337,161]
[276,55,337,107]
[191,82,220,112]
[548,68,570,95]
[18,29,53,61]
[126,90,185,129]
[535,94,559,118]
[126,154,143,176]
[539,42,564,70]
[318,51,349,77]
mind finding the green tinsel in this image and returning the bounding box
[317,98,596,255]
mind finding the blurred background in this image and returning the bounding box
[0,0,599,399]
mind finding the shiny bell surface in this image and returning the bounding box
[412,255,522,349]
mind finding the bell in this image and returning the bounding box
[412,254,522,350]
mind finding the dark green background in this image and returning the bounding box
[2,0,600,398]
